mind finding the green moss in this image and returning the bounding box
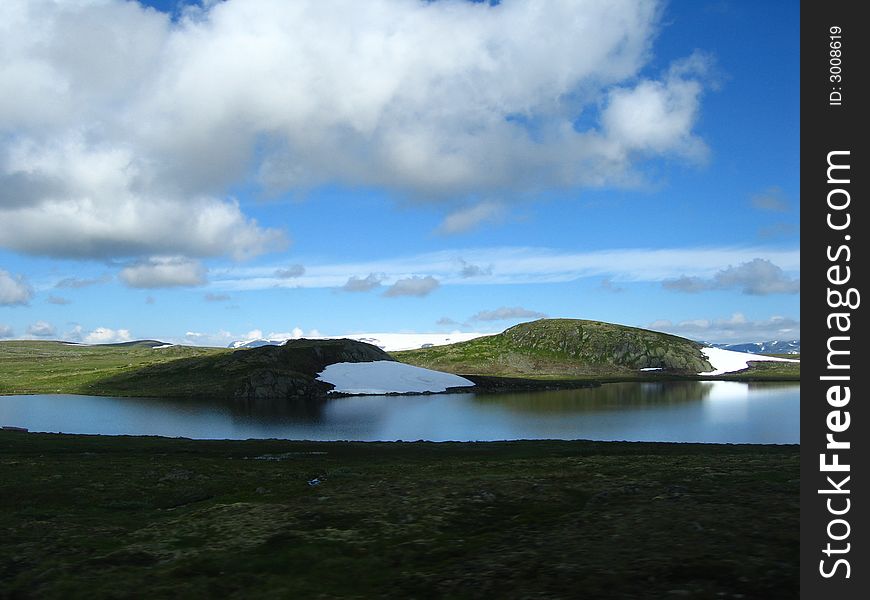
[394,318,715,377]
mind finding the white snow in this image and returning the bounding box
[639,367,663,372]
[152,344,175,349]
[699,347,799,376]
[317,360,475,395]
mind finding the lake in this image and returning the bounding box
[0,380,799,443]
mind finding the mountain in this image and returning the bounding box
[393,318,713,377]
[228,338,275,349]
[710,340,800,355]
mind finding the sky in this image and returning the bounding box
[0,0,799,347]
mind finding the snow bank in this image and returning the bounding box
[699,347,799,376]
[152,344,175,349]
[317,360,475,395]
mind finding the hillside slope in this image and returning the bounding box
[393,319,713,377]
[84,338,394,399]
[0,339,395,399]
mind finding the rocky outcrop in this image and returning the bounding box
[231,338,394,400]
[499,319,712,374]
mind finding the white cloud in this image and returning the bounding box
[0,0,709,261]
[647,313,800,344]
[83,327,132,344]
[341,273,384,293]
[471,307,547,321]
[274,264,305,278]
[0,269,33,305]
[119,257,207,288]
[458,259,493,278]
[438,202,505,235]
[384,276,440,298]
[211,246,800,291]
[27,320,56,337]
[662,258,799,295]
[601,52,710,160]
[47,295,72,305]
[264,327,321,340]
[63,324,132,344]
[0,324,14,338]
[55,274,111,289]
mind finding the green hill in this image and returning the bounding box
[0,339,391,399]
[393,319,713,378]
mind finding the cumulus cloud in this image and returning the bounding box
[0,0,709,261]
[0,324,14,338]
[751,186,790,212]
[65,324,130,344]
[55,274,112,289]
[341,273,384,293]
[470,306,547,322]
[648,314,800,344]
[662,259,799,296]
[601,52,710,160]
[383,276,440,298]
[438,202,506,235]
[266,327,322,340]
[0,269,33,305]
[119,257,207,288]
[274,264,305,278]
[82,327,132,345]
[27,321,56,337]
[47,295,72,305]
[458,259,493,278]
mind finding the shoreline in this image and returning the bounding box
[0,371,799,399]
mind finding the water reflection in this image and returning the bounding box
[472,381,715,414]
[0,381,800,443]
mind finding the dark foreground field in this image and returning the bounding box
[0,433,798,599]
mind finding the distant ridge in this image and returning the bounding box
[709,340,800,355]
[94,340,170,348]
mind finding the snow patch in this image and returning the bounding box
[152,344,175,349]
[699,347,799,376]
[317,360,475,395]
[639,367,662,372]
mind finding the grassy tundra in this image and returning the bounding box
[0,432,799,599]
[0,320,798,399]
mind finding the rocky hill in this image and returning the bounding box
[393,319,713,377]
[84,338,393,400]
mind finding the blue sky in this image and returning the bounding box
[0,0,799,346]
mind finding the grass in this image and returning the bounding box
[0,432,799,599]
[0,333,799,401]
[0,341,229,395]
[395,319,717,377]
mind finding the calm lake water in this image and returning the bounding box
[0,381,799,443]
